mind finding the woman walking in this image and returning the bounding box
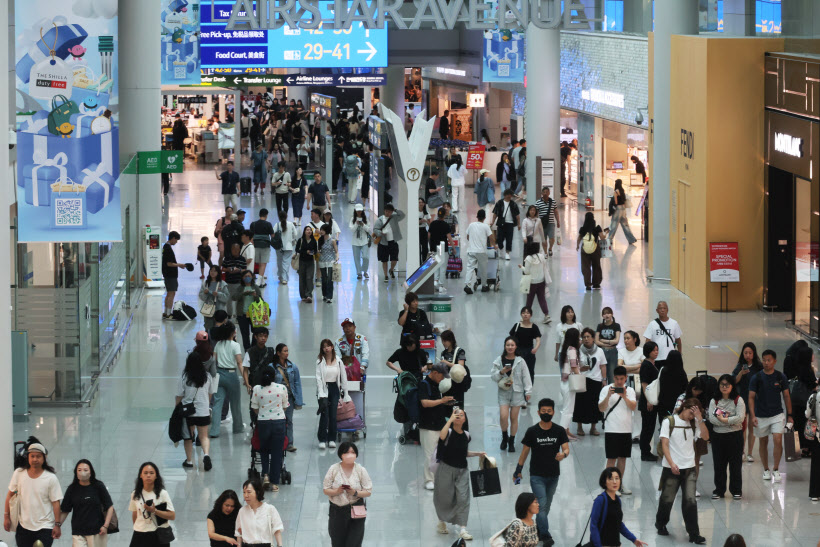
[503,493,540,547]
[251,368,289,491]
[447,154,467,212]
[200,265,229,331]
[589,468,647,547]
[206,490,240,547]
[708,374,746,499]
[433,409,486,540]
[317,224,340,303]
[290,167,308,226]
[295,225,318,303]
[637,342,659,461]
[474,168,495,218]
[128,463,175,547]
[59,460,115,547]
[559,328,582,441]
[731,342,763,462]
[177,353,215,470]
[491,336,533,452]
[322,442,372,547]
[519,242,551,323]
[350,204,370,280]
[210,322,246,438]
[510,306,542,386]
[232,271,262,350]
[577,212,607,290]
[496,152,516,194]
[574,328,607,436]
[251,143,267,195]
[272,343,303,452]
[316,339,351,449]
[521,206,546,250]
[555,305,582,373]
[608,179,637,245]
[235,480,283,547]
[273,210,297,285]
[595,307,621,384]
[418,198,432,261]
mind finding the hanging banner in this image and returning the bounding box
[161,0,201,85]
[15,0,121,243]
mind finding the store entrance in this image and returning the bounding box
[766,166,795,314]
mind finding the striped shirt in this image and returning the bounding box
[535,198,556,224]
[222,255,247,284]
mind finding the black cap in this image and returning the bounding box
[236,209,246,215]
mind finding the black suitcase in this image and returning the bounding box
[240,177,252,195]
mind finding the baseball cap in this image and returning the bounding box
[341,318,355,327]
[236,209,246,215]
[354,204,364,212]
[479,169,489,174]
[195,331,209,342]
[26,443,47,455]
[429,363,450,377]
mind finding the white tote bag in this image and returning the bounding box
[568,373,587,393]
[644,366,663,406]
[519,274,532,294]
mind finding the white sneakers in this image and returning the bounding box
[425,480,435,490]
[437,522,471,540]
[762,469,771,480]
[437,521,448,534]
[542,315,552,324]
[318,442,327,449]
[329,441,337,448]
[772,470,781,482]
[620,486,632,495]
[459,528,473,541]
[505,252,511,261]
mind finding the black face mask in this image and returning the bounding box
[539,413,553,423]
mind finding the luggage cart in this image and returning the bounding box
[248,422,292,486]
[445,234,462,278]
[337,375,367,441]
[474,247,501,291]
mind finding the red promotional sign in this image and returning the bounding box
[466,144,486,170]
[709,242,740,283]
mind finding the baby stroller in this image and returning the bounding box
[393,372,421,445]
[248,423,292,485]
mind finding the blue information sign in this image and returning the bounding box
[200,0,387,69]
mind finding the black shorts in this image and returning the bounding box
[186,416,211,427]
[604,432,633,459]
[164,277,179,292]
[377,240,399,262]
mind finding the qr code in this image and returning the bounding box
[54,198,84,226]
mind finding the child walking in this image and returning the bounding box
[197,236,213,279]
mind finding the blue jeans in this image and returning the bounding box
[352,244,370,276]
[257,418,286,482]
[608,205,637,244]
[211,369,244,437]
[530,475,559,539]
[276,249,293,283]
[318,382,340,442]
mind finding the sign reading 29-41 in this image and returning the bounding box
[200,0,387,68]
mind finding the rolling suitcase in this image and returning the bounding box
[240,177,252,195]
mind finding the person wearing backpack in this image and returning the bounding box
[232,270,263,350]
[655,398,709,545]
[344,152,361,204]
[576,212,607,290]
[250,208,274,287]
[272,210,297,285]
[707,374,746,499]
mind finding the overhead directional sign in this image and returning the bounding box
[200,0,388,69]
[184,73,385,87]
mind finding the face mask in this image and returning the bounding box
[539,413,553,423]
[77,471,91,481]
[341,453,356,464]
[243,277,252,283]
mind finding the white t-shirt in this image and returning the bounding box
[578,346,607,381]
[176,374,214,417]
[216,340,243,370]
[465,222,492,254]
[617,347,644,369]
[128,489,175,533]
[448,164,466,187]
[235,503,283,543]
[8,469,62,531]
[378,215,395,242]
[251,383,289,421]
[598,384,636,434]
[241,243,255,274]
[643,318,682,361]
[660,415,701,470]
[556,322,583,349]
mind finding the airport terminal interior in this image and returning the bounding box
[4,1,820,547]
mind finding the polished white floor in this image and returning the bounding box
[7,163,820,547]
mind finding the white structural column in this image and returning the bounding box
[380,66,407,272]
[1,0,15,519]
[525,26,560,202]
[120,0,163,229]
[651,0,698,280]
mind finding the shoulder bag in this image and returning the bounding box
[601,394,623,429]
[8,488,19,531]
[489,518,518,547]
[336,465,367,519]
[291,240,301,270]
[644,365,663,406]
[200,281,219,318]
[101,491,120,534]
[372,216,393,246]
[497,361,514,390]
[181,386,198,417]
[568,372,587,393]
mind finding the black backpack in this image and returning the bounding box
[172,302,197,321]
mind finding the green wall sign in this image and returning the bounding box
[138,151,184,174]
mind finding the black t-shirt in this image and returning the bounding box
[207,509,239,547]
[60,482,113,536]
[600,494,623,546]
[222,255,247,284]
[638,359,658,412]
[198,244,212,260]
[596,322,621,343]
[388,348,427,380]
[419,378,446,430]
[308,182,330,206]
[580,226,603,239]
[162,243,178,278]
[398,308,431,339]
[250,220,274,248]
[429,219,451,251]
[521,423,569,477]
[220,171,240,195]
[438,429,470,469]
[425,178,438,201]
[510,323,541,350]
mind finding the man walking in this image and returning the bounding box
[598,366,637,495]
[642,301,682,369]
[419,364,454,490]
[222,243,247,319]
[463,209,495,294]
[162,231,186,320]
[215,161,240,209]
[374,203,405,283]
[250,208,274,286]
[749,349,794,483]
[491,189,521,261]
[515,398,569,547]
[535,186,560,256]
[306,171,331,215]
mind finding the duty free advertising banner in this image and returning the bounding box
[15,0,121,243]
[482,29,525,83]
[161,0,201,85]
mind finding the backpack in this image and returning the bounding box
[247,298,270,328]
[789,377,812,408]
[344,154,360,178]
[171,301,197,321]
[271,225,284,251]
[582,232,597,254]
[251,221,272,249]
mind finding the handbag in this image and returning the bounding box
[156,525,175,543]
[350,502,367,519]
[519,273,532,294]
[8,490,19,531]
[805,394,819,441]
[291,251,300,271]
[489,520,516,547]
[200,301,216,317]
[470,459,502,497]
[181,388,198,417]
[644,366,663,406]
[497,375,514,391]
[332,262,342,282]
[568,373,587,393]
[104,505,120,534]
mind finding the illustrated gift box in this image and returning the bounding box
[16,23,88,84]
[49,182,88,229]
[70,105,106,138]
[23,151,69,206]
[80,163,119,214]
